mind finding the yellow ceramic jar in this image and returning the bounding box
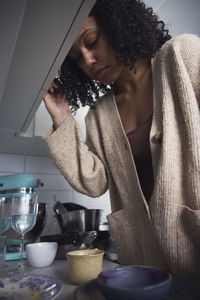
[66,248,104,285]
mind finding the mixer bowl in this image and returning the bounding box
[60,207,103,233]
[6,203,47,248]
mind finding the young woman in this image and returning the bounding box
[43,0,200,279]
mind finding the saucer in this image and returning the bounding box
[0,273,63,299]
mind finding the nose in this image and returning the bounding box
[82,49,97,67]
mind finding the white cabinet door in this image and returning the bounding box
[0,0,95,134]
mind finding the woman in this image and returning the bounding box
[43,0,200,279]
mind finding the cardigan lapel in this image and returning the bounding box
[101,91,151,213]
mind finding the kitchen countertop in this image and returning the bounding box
[7,258,118,300]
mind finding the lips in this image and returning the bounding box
[94,66,108,80]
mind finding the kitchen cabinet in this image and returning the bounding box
[0,0,95,156]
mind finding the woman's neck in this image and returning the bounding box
[114,58,152,99]
[113,58,153,133]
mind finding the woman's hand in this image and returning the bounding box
[43,80,70,130]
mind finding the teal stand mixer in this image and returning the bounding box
[0,173,44,260]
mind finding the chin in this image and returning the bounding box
[97,77,115,85]
[99,80,113,85]
[100,73,121,85]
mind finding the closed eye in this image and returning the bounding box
[87,37,98,49]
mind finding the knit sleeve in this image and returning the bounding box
[43,114,108,197]
[173,34,200,106]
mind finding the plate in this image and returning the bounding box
[74,277,200,300]
[0,273,63,299]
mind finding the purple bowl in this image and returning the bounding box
[97,265,172,300]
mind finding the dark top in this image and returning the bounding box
[127,115,154,202]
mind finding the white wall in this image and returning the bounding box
[144,0,200,36]
[0,153,111,236]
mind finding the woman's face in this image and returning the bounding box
[68,16,124,84]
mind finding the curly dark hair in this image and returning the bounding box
[58,0,171,112]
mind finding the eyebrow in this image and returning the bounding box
[79,29,90,40]
[68,29,96,57]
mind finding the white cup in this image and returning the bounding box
[26,242,58,268]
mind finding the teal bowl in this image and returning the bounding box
[97,265,173,300]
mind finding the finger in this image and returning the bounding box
[47,86,54,94]
[52,80,59,89]
[53,78,66,95]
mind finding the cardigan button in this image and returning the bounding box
[152,131,162,144]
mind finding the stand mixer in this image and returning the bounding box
[0,173,43,196]
[0,173,44,260]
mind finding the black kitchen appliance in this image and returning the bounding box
[41,202,113,259]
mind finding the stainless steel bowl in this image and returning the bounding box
[6,203,47,246]
[57,208,103,233]
[63,202,86,211]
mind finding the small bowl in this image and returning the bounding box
[66,248,104,285]
[26,242,58,268]
[97,265,173,300]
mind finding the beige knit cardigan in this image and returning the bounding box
[44,34,200,279]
